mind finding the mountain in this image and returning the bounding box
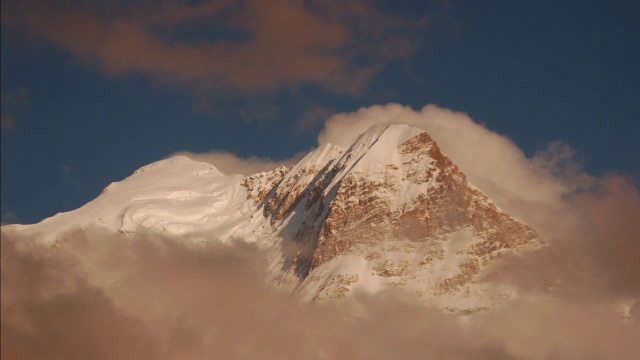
[4,124,543,313]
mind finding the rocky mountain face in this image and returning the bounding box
[5,124,543,312]
[243,124,542,310]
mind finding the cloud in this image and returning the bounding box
[317,104,581,229]
[0,231,164,360]
[563,174,640,297]
[483,173,640,307]
[170,150,306,175]
[2,225,639,359]
[2,0,426,93]
[469,297,640,360]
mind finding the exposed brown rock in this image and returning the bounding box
[248,128,542,298]
[264,166,322,223]
[313,274,359,300]
[308,131,539,281]
[242,166,289,205]
[437,259,480,293]
[372,260,410,277]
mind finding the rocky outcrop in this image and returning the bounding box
[243,166,289,205]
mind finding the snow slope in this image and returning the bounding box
[4,156,261,244]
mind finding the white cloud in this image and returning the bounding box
[318,104,582,232]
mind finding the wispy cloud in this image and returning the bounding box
[2,0,426,94]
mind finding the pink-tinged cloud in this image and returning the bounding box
[2,0,426,93]
[2,225,639,359]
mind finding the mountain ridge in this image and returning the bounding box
[3,124,543,312]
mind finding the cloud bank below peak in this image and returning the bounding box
[2,224,639,359]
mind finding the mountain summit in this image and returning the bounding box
[5,124,543,312]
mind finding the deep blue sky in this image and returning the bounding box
[1,0,638,224]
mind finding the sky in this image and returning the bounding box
[1,0,639,225]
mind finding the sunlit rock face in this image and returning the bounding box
[246,124,543,311]
[6,124,543,313]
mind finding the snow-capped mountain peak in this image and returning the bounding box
[4,124,543,312]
